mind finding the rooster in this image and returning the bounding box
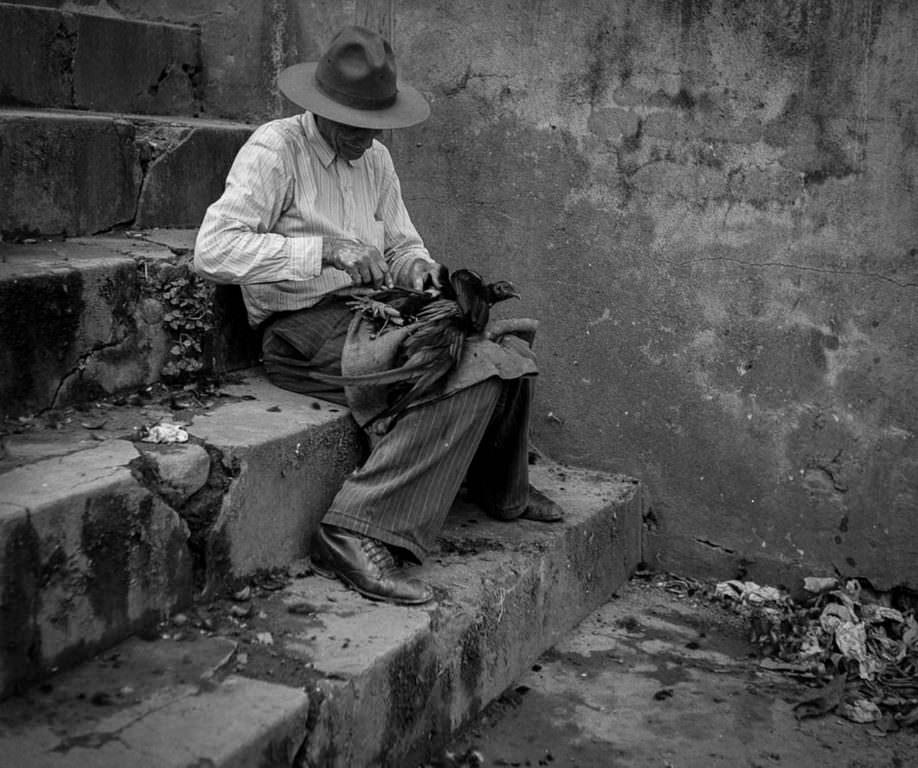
[312,267,523,426]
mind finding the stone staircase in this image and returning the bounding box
[0,3,650,765]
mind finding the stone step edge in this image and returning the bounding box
[0,465,648,767]
[0,105,256,132]
[0,369,365,698]
[0,1,201,32]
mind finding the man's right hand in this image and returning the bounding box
[322,238,391,288]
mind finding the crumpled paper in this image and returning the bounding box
[838,699,881,724]
[142,422,189,444]
[803,576,839,593]
[719,574,918,725]
[715,580,784,605]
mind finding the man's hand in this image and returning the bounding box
[323,238,391,288]
[403,258,444,292]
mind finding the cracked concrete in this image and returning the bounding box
[0,438,192,697]
[0,234,260,418]
[0,368,364,696]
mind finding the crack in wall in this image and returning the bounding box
[49,338,130,409]
[52,19,78,106]
[129,441,239,591]
[694,537,737,555]
[267,0,288,116]
[115,122,197,233]
[141,64,175,100]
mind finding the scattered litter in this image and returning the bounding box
[714,580,785,605]
[792,674,846,719]
[287,601,317,615]
[803,576,839,594]
[233,586,252,602]
[714,576,918,728]
[256,573,287,591]
[442,748,484,767]
[141,422,188,443]
[838,698,882,723]
[255,632,274,646]
[230,604,252,619]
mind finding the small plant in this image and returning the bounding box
[142,260,215,383]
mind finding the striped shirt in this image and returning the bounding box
[194,111,432,327]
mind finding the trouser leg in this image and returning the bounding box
[464,376,533,520]
[321,378,505,561]
[261,300,350,405]
[261,302,536,557]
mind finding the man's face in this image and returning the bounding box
[315,116,382,161]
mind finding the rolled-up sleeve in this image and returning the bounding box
[194,128,323,285]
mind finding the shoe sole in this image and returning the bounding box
[311,562,433,606]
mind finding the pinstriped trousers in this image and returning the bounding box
[262,298,533,561]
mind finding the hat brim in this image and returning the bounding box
[277,62,430,129]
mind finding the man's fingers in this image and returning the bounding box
[330,241,390,286]
[368,259,387,288]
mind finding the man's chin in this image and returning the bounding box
[339,147,368,161]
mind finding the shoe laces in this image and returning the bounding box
[359,537,398,577]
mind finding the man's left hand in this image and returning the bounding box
[404,258,444,292]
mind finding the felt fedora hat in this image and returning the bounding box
[278,25,430,129]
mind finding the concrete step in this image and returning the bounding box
[0,459,646,766]
[0,369,365,698]
[0,109,253,238]
[0,3,203,117]
[0,231,259,419]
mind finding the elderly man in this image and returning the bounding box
[195,26,561,606]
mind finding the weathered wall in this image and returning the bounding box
[383,0,918,591]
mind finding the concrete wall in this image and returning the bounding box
[384,0,918,591]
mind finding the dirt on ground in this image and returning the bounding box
[434,578,918,768]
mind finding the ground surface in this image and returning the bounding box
[437,579,918,768]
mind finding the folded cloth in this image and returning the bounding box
[341,313,539,432]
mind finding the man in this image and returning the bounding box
[195,25,562,606]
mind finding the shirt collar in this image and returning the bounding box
[303,112,336,168]
[302,111,365,168]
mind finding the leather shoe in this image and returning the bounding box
[520,485,564,522]
[311,525,433,605]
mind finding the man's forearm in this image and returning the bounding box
[194,212,323,285]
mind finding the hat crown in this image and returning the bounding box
[315,26,398,111]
